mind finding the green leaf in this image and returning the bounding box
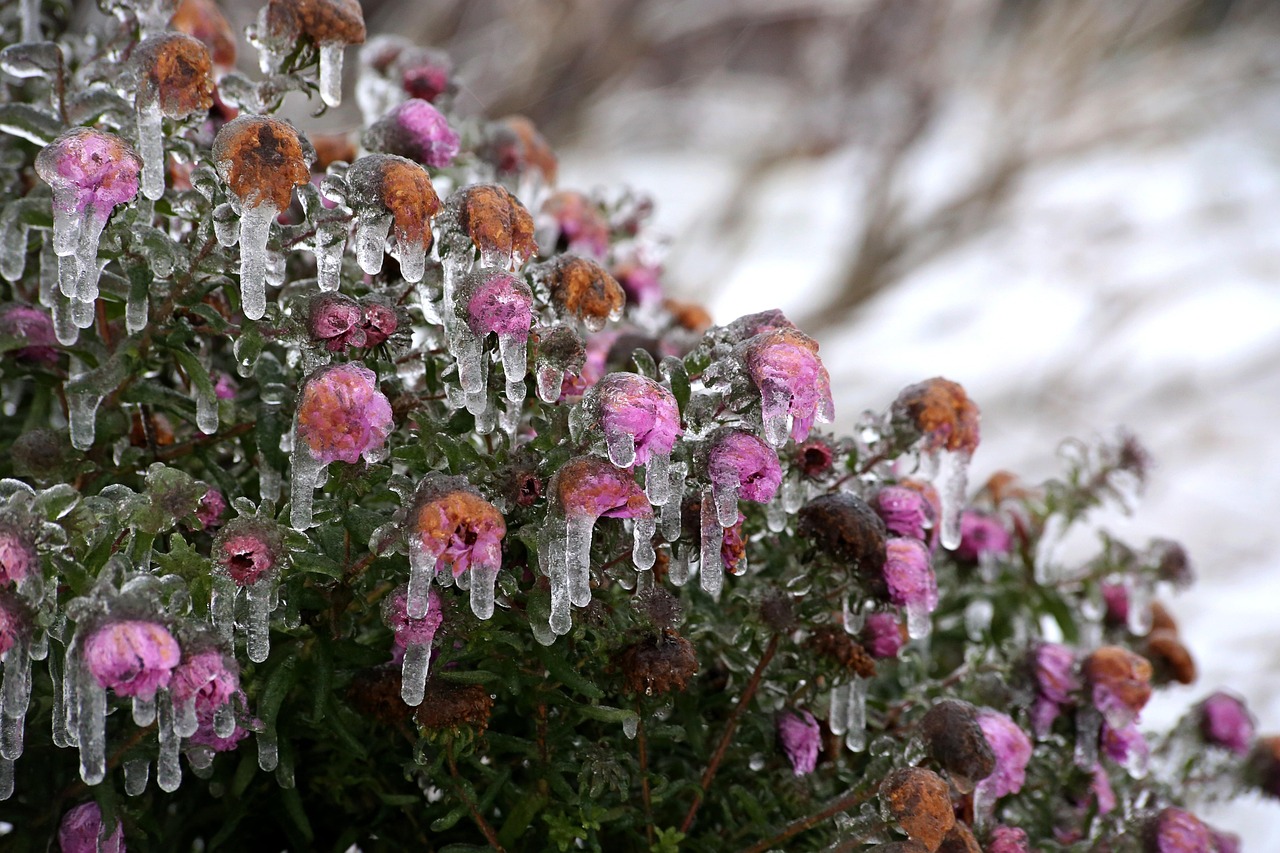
[430,805,468,832]
[0,104,63,145]
[533,644,604,700]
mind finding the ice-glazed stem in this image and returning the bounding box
[238,202,277,321]
[21,0,40,42]
[469,563,500,619]
[632,515,657,572]
[318,42,345,108]
[76,674,107,785]
[156,694,181,792]
[400,640,432,706]
[138,100,165,201]
[406,537,437,619]
[565,513,595,608]
[245,576,274,663]
[699,487,724,597]
[354,211,391,275]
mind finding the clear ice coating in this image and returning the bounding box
[195,379,219,435]
[137,99,165,200]
[126,285,148,334]
[469,563,500,620]
[257,728,278,772]
[400,639,433,706]
[828,682,850,736]
[699,487,724,598]
[124,757,149,796]
[406,537,437,619]
[76,667,108,784]
[313,220,347,292]
[0,642,31,761]
[132,693,156,727]
[288,442,326,531]
[931,448,972,551]
[21,0,40,42]
[544,521,571,636]
[237,202,277,321]
[761,385,792,448]
[245,576,274,663]
[318,43,346,107]
[156,696,181,792]
[845,677,867,752]
[213,203,239,247]
[632,515,657,572]
[565,514,594,608]
[536,367,563,403]
[66,380,104,450]
[354,211,390,275]
[711,478,738,528]
[905,600,932,641]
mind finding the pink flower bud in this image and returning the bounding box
[553,456,652,521]
[84,620,181,699]
[360,299,398,347]
[0,305,59,364]
[1150,807,1213,853]
[461,269,534,338]
[882,537,937,612]
[975,710,1032,802]
[1034,642,1078,706]
[583,373,681,468]
[58,802,125,853]
[213,518,284,586]
[36,127,141,218]
[213,372,237,400]
[400,51,453,102]
[862,613,904,660]
[777,709,821,776]
[411,482,506,579]
[873,486,930,541]
[383,585,443,648]
[295,363,394,465]
[0,523,36,587]
[307,293,366,352]
[188,689,253,753]
[1198,691,1254,755]
[742,327,834,444]
[170,650,239,714]
[708,430,781,503]
[365,99,460,168]
[195,488,227,531]
[955,511,1012,562]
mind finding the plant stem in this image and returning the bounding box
[735,788,873,853]
[445,740,507,852]
[680,633,780,834]
[636,701,655,847]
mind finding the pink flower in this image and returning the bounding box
[0,305,59,364]
[777,709,822,776]
[383,585,444,650]
[0,524,35,586]
[365,99,460,168]
[58,801,125,853]
[462,269,534,338]
[873,486,930,541]
[307,293,367,352]
[361,299,398,347]
[84,620,181,699]
[1152,808,1213,853]
[36,127,141,217]
[987,826,1030,853]
[612,256,663,307]
[188,689,252,753]
[410,482,506,579]
[955,511,1012,562]
[541,191,610,258]
[882,537,937,612]
[196,488,227,531]
[213,372,237,400]
[1101,720,1148,769]
[584,372,681,468]
[862,613,904,659]
[890,377,981,456]
[708,430,782,503]
[0,595,25,657]
[399,49,453,102]
[975,710,1032,802]
[553,456,652,521]
[1035,643,1078,706]
[796,438,834,478]
[742,327,834,444]
[296,363,394,465]
[170,650,239,714]
[213,518,284,586]
[1198,692,1254,755]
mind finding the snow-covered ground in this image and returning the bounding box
[561,27,1280,846]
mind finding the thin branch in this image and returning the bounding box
[637,701,655,847]
[735,787,873,853]
[445,741,507,852]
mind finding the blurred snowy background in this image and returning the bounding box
[212,0,1280,842]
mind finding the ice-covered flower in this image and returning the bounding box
[441,184,538,268]
[741,327,834,445]
[1035,643,1078,705]
[364,99,460,168]
[987,826,1030,853]
[1084,646,1153,728]
[0,305,59,364]
[862,613,904,659]
[975,710,1033,802]
[1101,720,1149,771]
[536,255,625,332]
[188,689,253,753]
[36,127,142,217]
[462,269,534,338]
[553,457,652,520]
[307,293,367,352]
[295,363,394,465]
[955,511,1012,562]
[1198,691,1254,755]
[890,377,981,456]
[481,115,558,184]
[883,537,937,612]
[171,0,238,69]
[1150,807,1213,853]
[58,801,125,853]
[132,32,215,117]
[212,115,313,211]
[212,517,285,586]
[541,190,610,257]
[579,373,681,468]
[0,523,36,586]
[195,488,227,531]
[796,437,835,478]
[345,153,441,281]
[1102,582,1129,626]
[83,620,182,699]
[410,483,506,579]
[612,255,663,307]
[708,430,782,503]
[777,709,821,776]
[0,595,25,657]
[170,650,239,714]
[383,585,444,650]
[360,299,399,347]
[873,486,930,541]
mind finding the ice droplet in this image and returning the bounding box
[245,576,274,663]
[932,449,971,551]
[905,601,932,640]
[632,515,656,572]
[213,203,239,247]
[126,285,148,334]
[400,640,432,706]
[314,220,346,292]
[565,513,594,608]
[76,673,107,785]
[699,488,724,598]
[237,202,277,321]
[288,442,325,531]
[781,475,805,514]
[176,695,198,738]
[845,677,867,753]
[132,693,156,727]
[66,385,103,451]
[71,294,95,329]
[406,537,438,619]
[712,478,739,528]
[622,713,639,740]
[668,545,690,586]
[137,99,165,200]
[354,211,391,275]
[257,728,278,771]
[536,366,564,404]
[124,757,149,796]
[645,453,671,507]
[195,381,219,435]
[469,563,500,620]
[318,43,345,107]
[828,682,850,736]
[841,597,864,634]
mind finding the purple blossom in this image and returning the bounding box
[742,327,834,444]
[708,430,782,503]
[1035,643,1078,706]
[1198,691,1254,755]
[882,537,937,613]
[464,269,534,338]
[213,520,282,586]
[296,363,394,465]
[36,127,141,217]
[1102,582,1129,625]
[213,372,237,400]
[188,689,252,753]
[169,650,239,714]
[58,801,125,853]
[83,620,182,699]
[384,585,444,652]
[1092,764,1116,815]
[862,613,904,659]
[0,305,59,364]
[613,256,663,306]
[589,373,682,468]
[1152,807,1213,853]
[361,300,399,347]
[975,710,1032,802]
[542,191,610,257]
[1101,720,1149,769]
[553,456,653,521]
[0,596,24,657]
[366,99,460,168]
[955,511,1012,562]
[873,486,930,540]
[777,709,822,776]
[796,438,834,478]
[411,485,506,579]
[987,826,1030,853]
[195,488,227,531]
[0,525,35,586]
[307,293,367,352]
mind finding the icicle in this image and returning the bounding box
[50,289,78,345]
[765,499,787,533]
[406,537,437,619]
[66,385,103,451]
[1074,707,1101,768]
[497,332,528,385]
[606,430,636,469]
[124,757,149,796]
[288,443,325,531]
[536,367,563,403]
[257,728,278,771]
[1124,574,1154,636]
[51,652,70,747]
[195,382,219,435]
[932,449,971,551]
[711,478,738,528]
[0,643,30,761]
[454,335,485,395]
[660,493,682,542]
[245,577,273,663]
[213,203,239,247]
[214,702,235,739]
[645,453,671,507]
[76,673,107,785]
[845,677,867,752]
[0,758,12,801]
[622,714,639,740]
[469,563,500,620]
[211,575,236,642]
[176,696,198,738]
[314,221,346,292]
[699,488,724,597]
[0,204,30,283]
[237,202,277,321]
[761,386,791,448]
[393,234,427,284]
[137,99,165,200]
[71,294,95,329]
[155,697,179,793]
[565,513,594,608]
[841,597,864,634]
[132,694,156,727]
[780,475,805,514]
[126,286,148,334]
[318,43,345,107]
[354,211,391,275]
[668,545,691,587]
[188,748,214,773]
[905,601,932,640]
[21,0,40,42]
[400,640,432,706]
[632,515,656,572]
[260,462,282,503]
[544,523,572,635]
[828,682,851,736]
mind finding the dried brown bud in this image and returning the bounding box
[1247,735,1280,799]
[1144,629,1197,686]
[1149,601,1178,635]
[919,699,996,791]
[170,0,237,68]
[797,493,887,576]
[539,255,626,333]
[212,115,313,210]
[348,666,410,726]
[807,627,876,679]
[936,822,982,853]
[617,630,698,697]
[891,377,980,455]
[310,132,357,170]
[663,298,713,333]
[879,767,955,851]
[1083,646,1153,720]
[264,0,366,46]
[446,184,538,267]
[347,154,441,257]
[759,588,797,633]
[414,680,494,734]
[134,33,215,117]
[483,115,558,183]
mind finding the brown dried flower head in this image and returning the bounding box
[891,377,981,455]
[212,115,313,210]
[485,115,558,183]
[1149,601,1178,635]
[807,627,876,679]
[1083,646,1154,718]
[936,822,982,853]
[879,767,956,852]
[540,255,625,333]
[264,0,366,46]
[134,33,215,117]
[662,298,713,333]
[797,493,888,576]
[918,699,996,792]
[309,132,357,170]
[617,630,698,697]
[1144,629,1197,686]
[414,680,494,734]
[170,0,237,68]
[449,184,538,267]
[348,666,411,726]
[347,154,441,254]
